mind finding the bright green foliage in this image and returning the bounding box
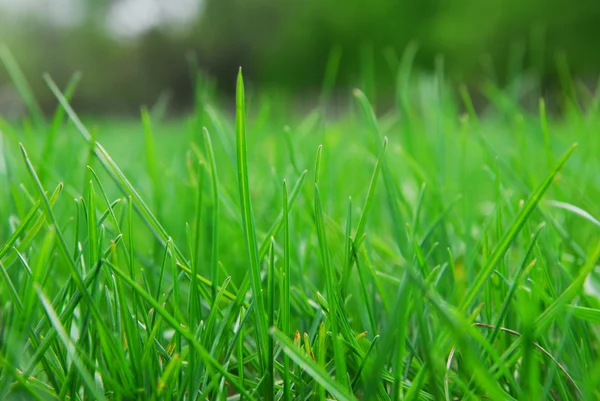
[1,51,600,401]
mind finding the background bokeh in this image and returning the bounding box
[1,0,600,115]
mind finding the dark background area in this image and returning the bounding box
[1,0,600,115]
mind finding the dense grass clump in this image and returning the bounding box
[1,50,600,400]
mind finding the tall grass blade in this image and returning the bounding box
[235,68,269,380]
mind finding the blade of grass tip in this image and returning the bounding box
[141,107,162,215]
[0,45,45,127]
[22,230,56,325]
[41,72,81,179]
[459,85,480,130]
[314,144,322,185]
[205,274,248,359]
[282,179,292,401]
[314,182,349,390]
[569,305,600,324]
[190,159,204,320]
[125,194,143,325]
[271,327,358,401]
[353,89,411,257]
[351,334,379,391]
[204,127,220,301]
[87,181,99,274]
[156,354,181,398]
[544,200,600,228]
[459,143,578,312]
[154,239,171,305]
[539,98,555,169]
[0,200,42,260]
[1,183,63,268]
[283,126,301,176]
[555,51,581,113]
[354,137,388,245]
[257,170,307,262]
[412,183,426,237]
[353,89,381,150]
[167,241,183,390]
[235,68,269,379]
[35,285,107,401]
[202,276,232,352]
[0,261,23,309]
[396,41,419,117]
[87,167,123,236]
[461,86,531,197]
[105,260,256,400]
[320,44,343,108]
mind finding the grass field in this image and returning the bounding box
[1,48,600,400]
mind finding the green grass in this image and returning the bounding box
[1,49,600,400]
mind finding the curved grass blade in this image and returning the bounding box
[569,306,600,324]
[41,72,82,180]
[235,68,269,380]
[0,46,44,127]
[544,200,600,228]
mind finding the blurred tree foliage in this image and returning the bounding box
[1,0,599,114]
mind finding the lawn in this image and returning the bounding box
[1,49,600,400]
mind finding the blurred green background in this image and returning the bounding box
[1,0,599,115]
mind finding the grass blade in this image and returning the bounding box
[459,143,578,312]
[270,328,358,401]
[235,68,269,382]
